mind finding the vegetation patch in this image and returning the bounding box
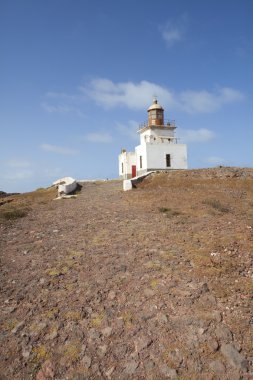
[65,283,75,291]
[150,279,159,289]
[120,311,133,328]
[0,208,28,220]
[3,318,19,331]
[144,260,162,270]
[65,311,82,321]
[234,277,253,295]
[202,199,230,213]
[158,207,181,217]
[42,308,59,319]
[159,207,170,213]
[90,230,109,246]
[32,345,50,363]
[67,250,84,259]
[28,321,47,337]
[90,313,104,327]
[62,341,82,363]
[46,265,69,277]
[0,186,57,223]
[159,251,176,260]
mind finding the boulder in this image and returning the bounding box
[53,177,77,195]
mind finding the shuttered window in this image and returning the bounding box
[166,154,171,167]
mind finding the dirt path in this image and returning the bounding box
[0,173,253,379]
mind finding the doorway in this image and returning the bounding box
[131,165,136,178]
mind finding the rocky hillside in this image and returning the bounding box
[0,168,253,379]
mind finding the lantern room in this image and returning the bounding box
[147,98,164,127]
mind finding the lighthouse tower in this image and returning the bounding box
[147,98,164,126]
[119,99,187,179]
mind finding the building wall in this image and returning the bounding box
[118,151,136,178]
[146,143,187,170]
[135,141,187,176]
[135,144,147,175]
[140,127,175,144]
[147,143,187,170]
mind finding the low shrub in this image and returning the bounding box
[0,208,28,220]
[158,207,181,217]
[202,199,230,213]
[159,207,170,213]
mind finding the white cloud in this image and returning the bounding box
[41,144,79,155]
[82,78,244,114]
[179,87,244,114]
[41,102,73,113]
[43,167,64,178]
[41,102,85,117]
[81,79,175,110]
[6,159,31,168]
[161,26,182,47]
[115,120,139,141]
[46,92,77,100]
[159,15,187,47]
[204,156,225,165]
[0,160,33,182]
[84,132,113,143]
[43,78,244,117]
[4,169,33,181]
[178,128,216,143]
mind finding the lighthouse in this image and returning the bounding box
[119,99,187,179]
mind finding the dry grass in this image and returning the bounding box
[32,345,50,365]
[62,341,82,363]
[90,312,104,327]
[0,187,57,223]
[0,208,29,220]
[21,187,57,201]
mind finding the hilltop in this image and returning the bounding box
[0,167,253,379]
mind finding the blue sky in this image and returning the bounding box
[1,0,253,192]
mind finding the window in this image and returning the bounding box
[166,154,171,167]
[122,162,124,174]
[140,156,142,169]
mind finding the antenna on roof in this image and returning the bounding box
[153,94,158,103]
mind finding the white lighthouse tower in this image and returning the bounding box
[119,98,187,179]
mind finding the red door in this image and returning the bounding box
[131,165,136,178]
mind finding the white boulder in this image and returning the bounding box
[53,177,77,195]
[123,180,132,191]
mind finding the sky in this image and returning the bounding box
[0,0,253,192]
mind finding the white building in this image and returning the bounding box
[119,99,187,179]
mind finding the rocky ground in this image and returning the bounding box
[0,167,253,379]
